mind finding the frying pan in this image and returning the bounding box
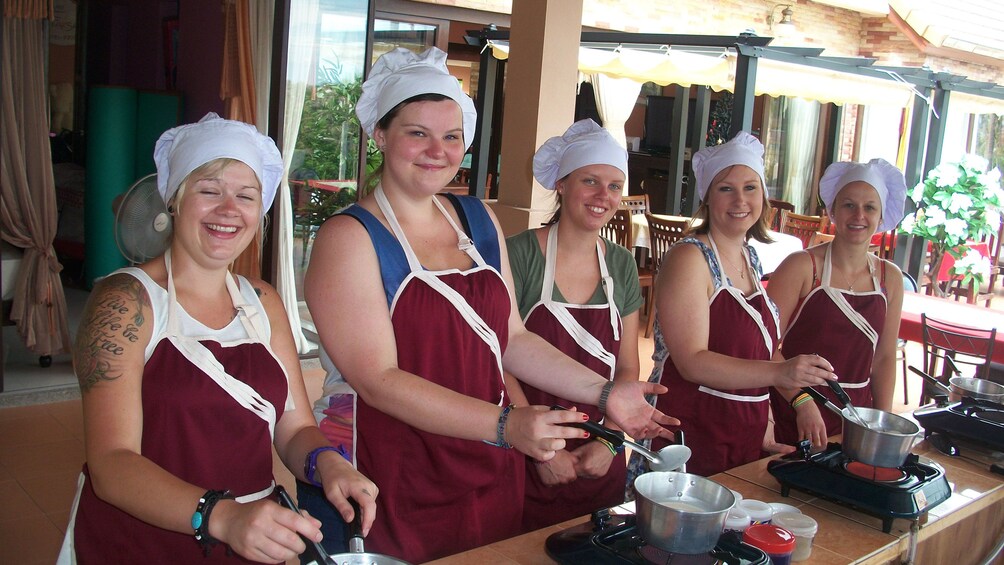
[551,406,691,472]
[275,485,410,565]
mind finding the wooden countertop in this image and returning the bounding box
[427,439,1004,564]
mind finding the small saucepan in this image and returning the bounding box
[634,471,736,554]
[801,387,920,468]
[552,406,691,472]
[276,486,411,565]
[909,365,1004,404]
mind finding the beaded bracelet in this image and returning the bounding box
[484,404,514,449]
[790,392,813,409]
[597,381,615,416]
[192,489,234,555]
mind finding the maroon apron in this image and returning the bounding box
[519,225,626,531]
[653,236,779,477]
[772,245,886,444]
[354,187,522,563]
[65,254,289,563]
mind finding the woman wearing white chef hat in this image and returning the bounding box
[304,48,677,562]
[506,119,644,531]
[61,113,377,564]
[767,158,906,449]
[646,131,837,477]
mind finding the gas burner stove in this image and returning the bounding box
[545,511,769,565]
[767,442,950,533]
[914,397,1004,452]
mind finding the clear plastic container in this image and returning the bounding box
[768,502,802,517]
[772,512,818,562]
[730,489,744,505]
[724,507,751,533]
[738,499,774,525]
[743,524,796,565]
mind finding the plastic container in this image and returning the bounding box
[730,489,744,505]
[768,502,802,517]
[772,512,818,562]
[738,499,774,525]
[724,507,751,533]
[743,524,796,565]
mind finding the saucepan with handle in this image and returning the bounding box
[801,386,920,468]
[276,485,411,565]
[908,364,1004,404]
[551,405,691,472]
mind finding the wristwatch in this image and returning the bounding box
[304,445,348,487]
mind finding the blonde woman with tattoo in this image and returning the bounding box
[59,114,376,564]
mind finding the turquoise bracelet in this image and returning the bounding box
[484,404,513,449]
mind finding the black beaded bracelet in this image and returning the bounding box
[597,380,615,416]
[192,489,234,555]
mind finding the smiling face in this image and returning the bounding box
[703,165,765,237]
[172,159,262,268]
[373,99,466,196]
[831,180,883,243]
[554,164,625,231]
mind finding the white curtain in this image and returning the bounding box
[276,0,319,354]
[586,72,642,195]
[249,0,274,135]
[779,98,821,213]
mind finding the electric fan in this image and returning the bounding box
[114,174,172,264]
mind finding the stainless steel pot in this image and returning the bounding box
[948,376,1004,403]
[633,471,735,554]
[802,387,920,468]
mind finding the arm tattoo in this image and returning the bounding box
[74,276,150,392]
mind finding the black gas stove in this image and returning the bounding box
[545,510,769,565]
[914,397,1004,452]
[767,442,950,533]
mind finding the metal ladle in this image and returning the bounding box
[552,406,691,472]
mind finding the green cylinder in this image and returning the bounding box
[134,91,182,178]
[84,86,136,287]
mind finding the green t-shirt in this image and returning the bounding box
[506,228,644,320]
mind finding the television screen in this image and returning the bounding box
[643,96,715,154]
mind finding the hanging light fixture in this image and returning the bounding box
[767,4,796,34]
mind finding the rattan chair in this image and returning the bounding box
[643,213,690,338]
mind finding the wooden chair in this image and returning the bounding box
[643,213,690,338]
[779,211,826,248]
[808,231,834,247]
[920,313,997,404]
[600,208,631,249]
[620,194,650,216]
[768,199,795,231]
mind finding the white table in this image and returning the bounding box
[629,213,802,276]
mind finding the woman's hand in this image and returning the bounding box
[533,450,580,485]
[572,441,615,479]
[606,381,680,440]
[211,498,321,564]
[794,401,828,450]
[762,418,795,455]
[776,354,837,390]
[317,457,379,537]
[505,405,591,461]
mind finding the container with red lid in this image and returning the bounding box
[743,523,796,565]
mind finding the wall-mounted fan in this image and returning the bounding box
[115,174,172,264]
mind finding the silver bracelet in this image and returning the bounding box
[598,381,615,416]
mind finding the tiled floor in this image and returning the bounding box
[0,282,994,563]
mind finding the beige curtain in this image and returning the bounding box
[0,7,72,356]
[221,0,262,279]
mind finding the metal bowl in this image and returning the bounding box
[949,377,1004,404]
[634,471,736,554]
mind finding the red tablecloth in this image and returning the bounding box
[900,292,1004,363]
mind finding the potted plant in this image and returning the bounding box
[899,154,1004,298]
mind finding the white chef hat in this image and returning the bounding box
[356,47,477,150]
[819,158,907,232]
[154,112,283,215]
[532,119,629,190]
[692,131,766,201]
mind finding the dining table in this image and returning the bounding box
[629,213,804,276]
[899,291,1004,363]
